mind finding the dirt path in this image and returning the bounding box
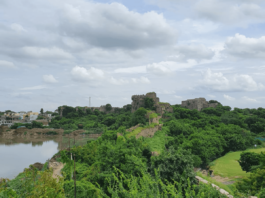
[49,162,64,180]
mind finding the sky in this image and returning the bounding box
[1,0,265,112]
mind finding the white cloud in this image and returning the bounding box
[224,34,265,59]
[132,76,150,84]
[71,66,104,82]
[42,75,58,84]
[242,96,258,103]
[10,23,26,32]
[199,69,264,91]
[20,85,46,91]
[0,60,16,68]
[147,60,197,75]
[59,2,177,49]
[224,94,235,101]
[170,44,215,62]
[146,62,172,75]
[114,66,147,74]
[174,95,182,99]
[22,47,73,59]
[109,77,129,85]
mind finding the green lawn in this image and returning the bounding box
[210,148,265,179]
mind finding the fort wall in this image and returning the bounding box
[181,98,219,111]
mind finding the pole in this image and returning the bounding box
[68,134,70,150]
[74,154,76,198]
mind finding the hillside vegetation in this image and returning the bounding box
[1,101,265,197]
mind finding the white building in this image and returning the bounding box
[30,114,38,121]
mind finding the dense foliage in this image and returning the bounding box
[2,102,265,197]
[10,121,44,129]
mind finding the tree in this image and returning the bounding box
[40,108,44,114]
[150,146,196,185]
[144,97,155,110]
[235,168,265,196]
[238,152,260,172]
[130,107,148,126]
[105,104,112,112]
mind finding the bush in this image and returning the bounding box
[150,146,196,186]
[236,168,265,196]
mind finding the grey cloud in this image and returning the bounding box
[147,0,265,26]
[195,0,265,26]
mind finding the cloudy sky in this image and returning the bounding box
[1,0,265,112]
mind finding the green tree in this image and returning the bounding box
[236,168,265,196]
[144,97,155,110]
[106,104,112,112]
[150,146,196,185]
[238,152,261,172]
[40,108,43,114]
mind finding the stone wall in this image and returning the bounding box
[135,124,162,139]
[131,94,146,112]
[181,98,219,111]
[156,103,173,115]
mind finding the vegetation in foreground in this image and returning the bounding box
[1,100,265,197]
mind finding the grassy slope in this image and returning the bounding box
[145,128,167,154]
[210,148,265,179]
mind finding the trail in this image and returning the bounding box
[49,162,64,180]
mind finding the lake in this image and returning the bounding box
[0,135,95,179]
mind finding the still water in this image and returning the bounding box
[0,135,93,179]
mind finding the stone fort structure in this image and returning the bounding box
[57,94,220,117]
[131,92,173,114]
[58,92,173,117]
[181,98,219,111]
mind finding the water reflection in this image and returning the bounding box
[0,135,95,179]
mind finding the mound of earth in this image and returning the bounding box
[31,162,44,170]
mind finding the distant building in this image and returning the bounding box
[23,112,39,120]
[29,114,38,121]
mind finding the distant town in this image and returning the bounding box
[0,109,58,127]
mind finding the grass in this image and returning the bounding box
[126,127,144,138]
[149,113,158,119]
[145,128,167,154]
[210,148,265,179]
[196,172,236,196]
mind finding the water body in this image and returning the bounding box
[0,135,93,179]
